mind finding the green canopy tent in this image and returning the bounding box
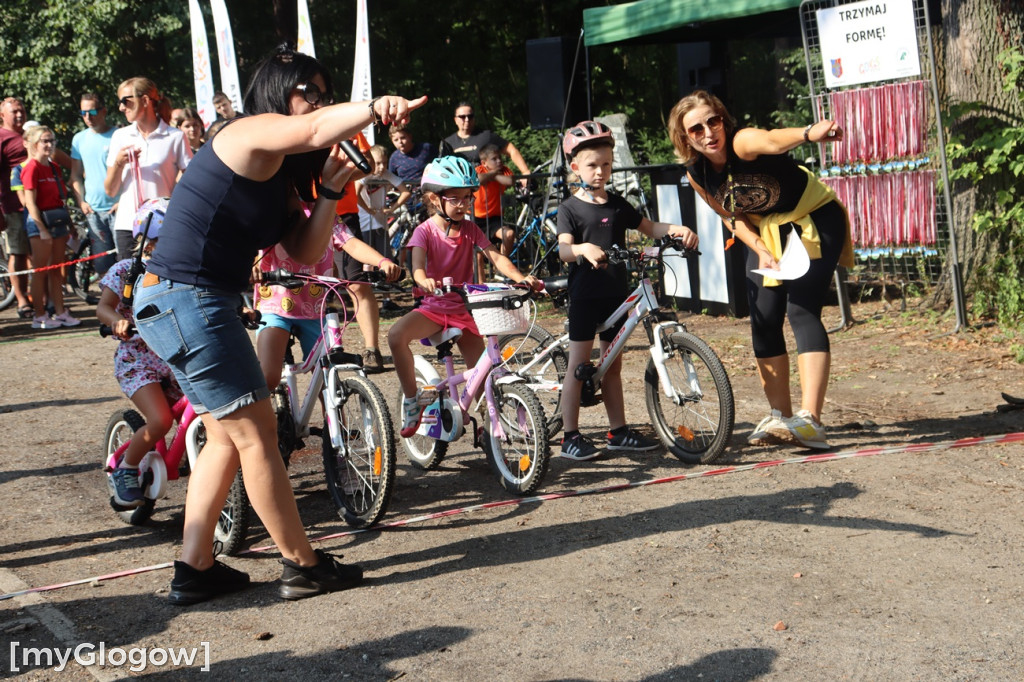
[582,0,804,46]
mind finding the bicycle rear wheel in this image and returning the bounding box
[103,409,155,525]
[397,369,449,469]
[0,261,15,311]
[66,238,99,304]
[497,327,566,437]
[322,373,396,528]
[482,383,550,495]
[645,329,734,464]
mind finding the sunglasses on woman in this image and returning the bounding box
[687,115,724,138]
[295,82,333,107]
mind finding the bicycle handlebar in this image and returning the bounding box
[261,267,406,290]
[99,323,135,338]
[575,237,700,268]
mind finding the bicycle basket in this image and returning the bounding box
[465,287,530,336]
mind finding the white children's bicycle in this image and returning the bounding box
[498,237,735,464]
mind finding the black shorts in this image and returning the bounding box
[336,213,378,281]
[567,295,626,343]
[475,215,504,245]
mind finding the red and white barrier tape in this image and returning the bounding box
[2,430,1021,602]
[0,248,116,279]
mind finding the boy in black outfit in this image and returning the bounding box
[556,121,699,460]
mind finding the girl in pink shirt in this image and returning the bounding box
[386,156,540,437]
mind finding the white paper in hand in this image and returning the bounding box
[752,234,811,280]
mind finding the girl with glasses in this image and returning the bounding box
[668,90,854,451]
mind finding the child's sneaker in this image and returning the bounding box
[168,560,251,606]
[748,409,788,445]
[279,548,364,600]
[110,467,144,508]
[606,428,660,451]
[560,433,600,461]
[31,315,56,329]
[785,409,829,449]
[54,310,81,327]
[399,387,437,438]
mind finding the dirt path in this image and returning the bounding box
[0,297,1022,680]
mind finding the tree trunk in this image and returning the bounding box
[938,0,1024,305]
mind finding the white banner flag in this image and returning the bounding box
[210,0,243,113]
[188,0,216,127]
[351,0,373,143]
[297,0,316,58]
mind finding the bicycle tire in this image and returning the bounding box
[397,369,449,469]
[481,383,551,495]
[190,421,250,556]
[271,387,297,467]
[103,408,155,526]
[497,327,567,437]
[644,329,735,464]
[0,261,15,311]
[322,373,397,528]
[66,238,99,304]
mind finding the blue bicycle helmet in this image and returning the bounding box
[420,156,479,194]
[132,197,171,240]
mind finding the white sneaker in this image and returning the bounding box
[785,410,829,449]
[31,315,56,329]
[54,310,81,327]
[748,409,788,445]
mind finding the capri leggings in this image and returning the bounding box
[745,200,846,358]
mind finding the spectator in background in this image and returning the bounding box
[177,107,205,154]
[71,92,118,276]
[388,124,434,189]
[1,96,34,316]
[208,91,238,134]
[104,77,192,260]
[442,102,530,178]
[473,143,515,283]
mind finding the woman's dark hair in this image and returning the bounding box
[243,43,333,115]
[244,44,335,201]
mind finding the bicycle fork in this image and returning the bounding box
[648,322,703,405]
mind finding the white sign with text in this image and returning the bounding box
[817,0,920,88]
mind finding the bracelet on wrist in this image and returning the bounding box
[377,257,392,269]
[803,123,814,142]
[368,97,382,126]
[316,183,346,200]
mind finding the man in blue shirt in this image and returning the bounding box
[70,93,117,275]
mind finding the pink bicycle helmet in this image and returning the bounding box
[562,120,614,159]
[132,197,170,240]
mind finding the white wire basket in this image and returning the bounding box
[465,288,530,336]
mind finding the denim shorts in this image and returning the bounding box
[24,213,70,240]
[257,313,323,360]
[133,277,269,418]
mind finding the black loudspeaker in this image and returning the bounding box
[526,36,587,131]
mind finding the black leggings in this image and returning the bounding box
[746,200,846,358]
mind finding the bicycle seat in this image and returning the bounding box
[542,276,568,294]
[420,327,463,347]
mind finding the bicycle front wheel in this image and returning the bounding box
[497,327,566,437]
[322,373,397,528]
[66,239,98,304]
[103,409,156,526]
[645,330,735,464]
[482,383,550,495]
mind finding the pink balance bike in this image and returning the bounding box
[100,325,250,556]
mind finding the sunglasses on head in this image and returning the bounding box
[687,115,724,138]
[80,108,100,117]
[295,82,333,107]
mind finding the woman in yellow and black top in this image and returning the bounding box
[669,90,854,451]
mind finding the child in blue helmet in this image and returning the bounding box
[95,197,183,508]
[387,155,542,437]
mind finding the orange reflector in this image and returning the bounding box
[373,447,382,476]
[518,454,531,472]
[676,425,695,442]
[501,345,515,362]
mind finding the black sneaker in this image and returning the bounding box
[168,560,251,606]
[279,549,364,601]
[560,433,601,461]
[606,428,661,452]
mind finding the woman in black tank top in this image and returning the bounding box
[134,44,426,605]
[668,90,850,452]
